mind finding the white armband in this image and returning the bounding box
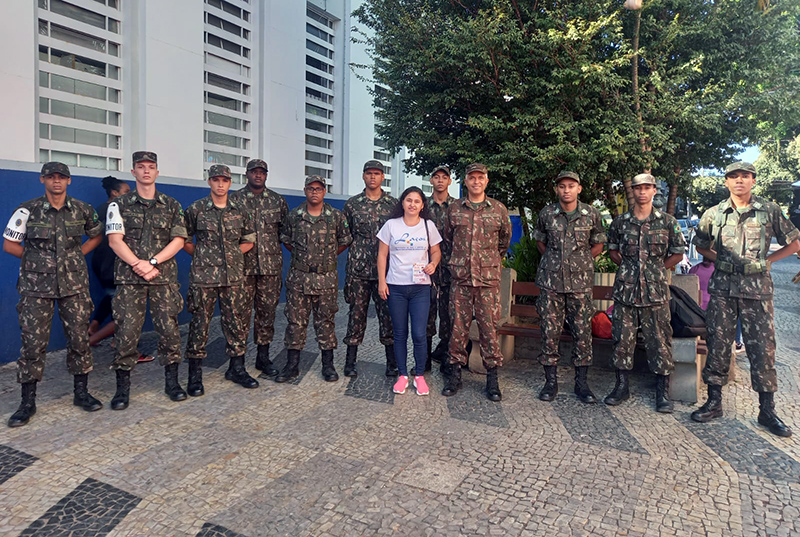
[3,208,30,242]
[105,202,125,235]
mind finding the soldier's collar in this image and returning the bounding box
[130,190,167,205]
[41,196,73,211]
[722,195,765,213]
[298,202,328,220]
[360,189,391,203]
[625,208,660,221]
[460,196,492,208]
[431,195,455,207]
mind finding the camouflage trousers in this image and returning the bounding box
[112,283,183,371]
[186,284,247,360]
[284,286,338,351]
[343,277,393,346]
[242,274,282,346]
[16,293,94,383]
[537,289,593,367]
[703,295,777,392]
[611,302,674,375]
[426,283,451,340]
[448,285,503,369]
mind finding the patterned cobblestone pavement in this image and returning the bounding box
[0,255,798,536]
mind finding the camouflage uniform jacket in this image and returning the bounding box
[8,196,101,298]
[343,190,397,280]
[229,185,288,276]
[533,201,606,293]
[281,202,352,294]
[184,196,256,287]
[607,208,686,306]
[444,197,512,288]
[107,190,188,285]
[429,194,457,286]
[693,195,800,299]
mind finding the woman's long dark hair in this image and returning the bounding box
[388,186,433,221]
[101,176,127,198]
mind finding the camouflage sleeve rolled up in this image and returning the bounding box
[498,205,512,257]
[692,208,715,250]
[184,204,198,239]
[590,207,607,245]
[532,211,547,243]
[771,203,800,245]
[666,215,687,254]
[337,210,353,247]
[169,199,188,240]
[82,202,103,238]
[607,217,621,250]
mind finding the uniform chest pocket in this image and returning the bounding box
[223,214,243,237]
[65,220,84,237]
[262,209,281,225]
[26,225,52,241]
[353,212,375,237]
[480,215,501,233]
[744,224,763,254]
[648,232,668,257]
[124,214,144,240]
[573,226,591,244]
[151,215,171,241]
[622,237,639,256]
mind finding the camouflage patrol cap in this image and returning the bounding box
[305,175,327,187]
[208,164,231,179]
[725,161,757,178]
[555,170,580,184]
[246,159,268,172]
[40,161,70,177]
[465,163,488,175]
[363,160,385,173]
[431,165,451,177]
[132,151,158,164]
[631,173,656,186]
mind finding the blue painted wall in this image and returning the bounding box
[0,166,521,364]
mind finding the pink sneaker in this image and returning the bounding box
[393,376,409,394]
[413,375,429,396]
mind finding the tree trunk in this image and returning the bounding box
[666,182,678,216]
[519,207,531,236]
[626,8,643,210]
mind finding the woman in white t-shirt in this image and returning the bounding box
[377,187,442,396]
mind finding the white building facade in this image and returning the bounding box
[0,0,458,197]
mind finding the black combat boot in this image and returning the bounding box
[385,344,399,377]
[8,382,37,427]
[574,366,597,404]
[539,365,559,402]
[655,374,673,413]
[757,392,792,437]
[430,339,448,363]
[320,349,339,382]
[343,345,358,378]
[186,358,204,397]
[110,369,130,410]
[486,366,502,402]
[275,349,300,383]
[256,344,279,377]
[604,369,630,406]
[426,338,433,372]
[73,374,102,411]
[226,355,259,388]
[691,385,723,422]
[441,363,462,397]
[164,363,188,401]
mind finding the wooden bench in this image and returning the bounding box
[496,273,708,403]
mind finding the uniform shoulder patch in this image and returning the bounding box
[3,207,30,242]
[106,202,125,235]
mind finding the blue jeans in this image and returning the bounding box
[387,284,431,376]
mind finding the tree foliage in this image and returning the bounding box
[353,0,800,214]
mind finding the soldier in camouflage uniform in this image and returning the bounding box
[427,166,457,369]
[106,151,188,409]
[604,173,686,413]
[4,162,104,427]
[342,160,398,377]
[442,163,512,401]
[692,162,800,437]
[183,164,258,396]
[276,176,352,383]
[229,159,288,378]
[534,171,606,404]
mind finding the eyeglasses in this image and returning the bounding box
[305,186,326,193]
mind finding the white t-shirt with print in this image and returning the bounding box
[377,217,442,285]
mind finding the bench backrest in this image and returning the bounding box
[510,281,615,321]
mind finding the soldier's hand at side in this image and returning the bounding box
[423,262,437,275]
[378,281,389,300]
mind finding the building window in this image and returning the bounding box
[306,151,331,164]
[49,0,105,30]
[50,23,106,53]
[207,72,243,94]
[305,119,331,134]
[306,134,331,149]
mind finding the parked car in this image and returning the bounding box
[677,219,694,243]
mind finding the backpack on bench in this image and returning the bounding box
[669,285,707,338]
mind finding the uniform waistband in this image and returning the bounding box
[291,260,337,274]
[715,260,770,275]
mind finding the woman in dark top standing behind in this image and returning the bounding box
[88,177,152,362]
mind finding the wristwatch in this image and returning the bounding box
[149,257,159,267]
